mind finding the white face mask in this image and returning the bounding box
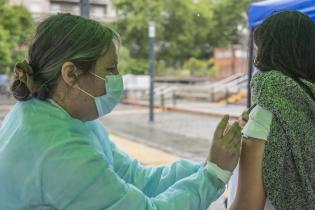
[77,72,124,117]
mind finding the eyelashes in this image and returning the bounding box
[107,67,116,71]
[105,64,118,74]
[105,61,118,73]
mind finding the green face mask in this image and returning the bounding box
[78,72,124,117]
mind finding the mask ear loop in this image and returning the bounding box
[76,86,95,98]
[74,72,95,98]
[89,72,107,81]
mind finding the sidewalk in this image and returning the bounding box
[109,133,179,165]
[101,102,245,161]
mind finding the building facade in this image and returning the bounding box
[10,0,117,22]
[213,46,248,79]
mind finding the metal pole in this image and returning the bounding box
[149,21,155,122]
[172,90,176,106]
[80,0,89,17]
[247,29,254,108]
[161,93,165,110]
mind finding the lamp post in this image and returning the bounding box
[149,21,155,122]
[80,0,89,17]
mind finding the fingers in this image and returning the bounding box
[233,128,242,146]
[222,122,242,156]
[238,110,249,129]
[223,122,241,145]
[241,111,249,121]
[224,123,231,135]
[213,115,229,140]
[238,116,245,129]
[229,125,242,156]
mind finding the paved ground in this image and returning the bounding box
[109,133,180,165]
[172,99,246,116]
[0,98,246,210]
[101,103,245,161]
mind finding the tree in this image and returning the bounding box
[0,0,34,74]
[112,0,255,71]
[118,46,150,75]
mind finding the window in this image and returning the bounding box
[50,3,61,13]
[91,5,107,17]
[50,2,79,15]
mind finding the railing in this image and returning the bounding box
[157,86,178,108]
[203,72,244,89]
[212,75,248,99]
[124,73,248,106]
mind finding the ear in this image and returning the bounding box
[61,62,81,87]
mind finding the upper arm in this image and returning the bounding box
[229,137,266,210]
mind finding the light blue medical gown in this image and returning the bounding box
[0,99,226,210]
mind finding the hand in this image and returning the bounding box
[208,115,241,172]
[238,110,249,129]
[224,123,231,135]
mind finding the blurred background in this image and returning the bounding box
[0,0,261,209]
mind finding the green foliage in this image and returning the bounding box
[0,3,34,74]
[112,0,253,73]
[210,0,246,45]
[118,46,149,75]
[0,26,11,64]
[184,57,207,74]
[183,57,218,77]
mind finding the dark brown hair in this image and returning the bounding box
[254,11,315,83]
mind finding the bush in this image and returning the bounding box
[118,47,219,78]
[183,57,218,77]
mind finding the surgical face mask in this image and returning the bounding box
[77,72,124,117]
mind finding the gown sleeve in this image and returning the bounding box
[110,141,204,197]
[40,138,227,210]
